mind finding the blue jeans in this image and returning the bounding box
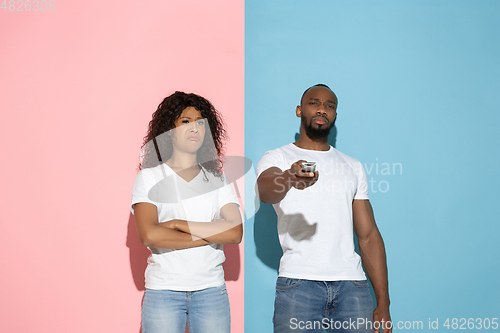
[273,278,374,333]
[141,284,230,333]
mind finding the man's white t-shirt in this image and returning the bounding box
[131,164,239,291]
[257,143,369,281]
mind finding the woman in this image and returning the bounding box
[131,91,242,333]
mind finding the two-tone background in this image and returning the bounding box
[1,1,499,332]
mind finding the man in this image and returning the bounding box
[256,84,391,333]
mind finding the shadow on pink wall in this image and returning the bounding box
[126,214,149,291]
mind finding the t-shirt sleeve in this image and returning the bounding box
[218,175,240,209]
[131,169,159,214]
[354,161,369,200]
[256,149,285,177]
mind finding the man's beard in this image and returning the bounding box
[302,116,334,139]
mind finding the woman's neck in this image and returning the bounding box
[166,150,199,171]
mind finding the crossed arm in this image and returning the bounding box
[353,199,392,333]
[133,202,242,250]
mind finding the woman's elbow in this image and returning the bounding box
[138,230,157,248]
[228,226,243,244]
[139,235,152,248]
[230,233,243,244]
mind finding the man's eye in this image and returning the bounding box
[310,102,318,105]
[327,105,335,109]
[197,120,205,125]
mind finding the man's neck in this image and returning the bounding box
[294,131,330,151]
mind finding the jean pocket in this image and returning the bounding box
[352,280,370,287]
[216,284,228,295]
[276,277,302,290]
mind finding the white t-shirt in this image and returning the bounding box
[131,164,239,291]
[256,143,369,281]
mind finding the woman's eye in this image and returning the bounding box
[181,120,189,124]
[197,120,205,125]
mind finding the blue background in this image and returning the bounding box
[245,1,500,332]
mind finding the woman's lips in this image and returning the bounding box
[188,136,200,142]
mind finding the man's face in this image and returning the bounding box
[297,86,338,139]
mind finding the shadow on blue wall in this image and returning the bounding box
[253,201,282,271]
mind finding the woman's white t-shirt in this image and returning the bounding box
[131,164,239,291]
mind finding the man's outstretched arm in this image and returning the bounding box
[257,161,318,204]
[353,199,392,333]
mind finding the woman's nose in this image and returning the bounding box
[189,122,199,132]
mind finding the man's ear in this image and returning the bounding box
[296,105,301,118]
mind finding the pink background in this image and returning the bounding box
[0,1,244,332]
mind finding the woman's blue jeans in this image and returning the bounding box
[141,284,230,333]
[273,278,374,333]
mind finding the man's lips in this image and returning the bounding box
[313,116,328,125]
[188,136,200,142]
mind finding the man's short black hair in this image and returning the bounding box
[300,84,333,104]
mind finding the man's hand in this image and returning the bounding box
[374,305,392,333]
[257,161,319,204]
[287,160,319,190]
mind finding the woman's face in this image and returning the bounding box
[171,106,206,154]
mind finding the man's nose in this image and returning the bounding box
[317,103,327,114]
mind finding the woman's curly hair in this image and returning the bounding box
[139,91,227,177]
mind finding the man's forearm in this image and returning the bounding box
[358,230,390,307]
[257,171,293,204]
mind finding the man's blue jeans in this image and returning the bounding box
[273,278,374,333]
[141,284,230,333]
